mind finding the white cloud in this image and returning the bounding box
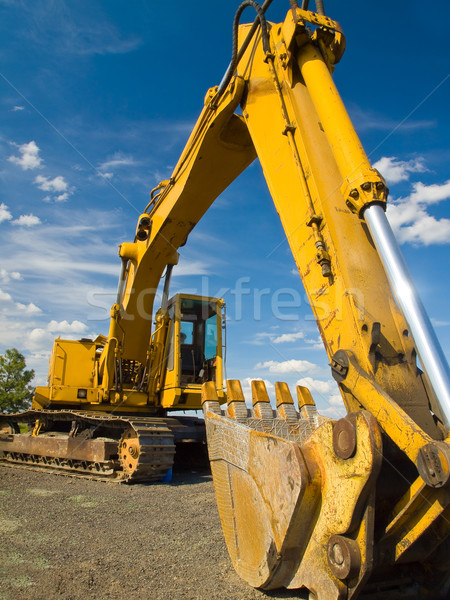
[34,175,74,202]
[0,208,123,331]
[0,289,13,303]
[24,322,93,355]
[12,105,25,111]
[373,156,427,184]
[34,174,68,192]
[387,179,450,245]
[47,319,87,333]
[0,203,13,223]
[0,288,42,316]
[248,331,274,345]
[272,331,305,344]
[0,269,22,283]
[296,377,336,396]
[8,140,42,170]
[249,329,309,345]
[99,152,136,171]
[255,359,321,375]
[26,328,55,352]
[15,302,42,315]
[172,259,210,277]
[12,214,41,227]
[409,180,450,205]
[304,336,323,349]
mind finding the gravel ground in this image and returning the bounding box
[0,465,307,600]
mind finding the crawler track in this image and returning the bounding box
[0,410,176,483]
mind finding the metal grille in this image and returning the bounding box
[206,411,328,470]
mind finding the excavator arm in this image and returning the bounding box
[110,76,256,364]
[196,4,449,599]
[96,76,256,402]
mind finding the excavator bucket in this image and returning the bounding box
[202,380,382,599]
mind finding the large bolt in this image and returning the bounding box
[136,229,149,241]
[327,535,361,580]
[331,543,344,565]
[139,216,151,228]
[128,445,138,458]
[416,442,450,488]
[333,418,356,459]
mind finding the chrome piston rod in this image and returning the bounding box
[364,203,450,432]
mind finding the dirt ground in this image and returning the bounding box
[0,464,308,600]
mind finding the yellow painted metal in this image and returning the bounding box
[18,3,449,596]
[381,476,450,563]
[107,77,255,366]
[235,12,439,439]
[33,339,99,407]
[33,77,252,417]
[199,7,449,599]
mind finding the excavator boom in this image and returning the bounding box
[199,4,450,599]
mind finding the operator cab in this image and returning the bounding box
[161,294,225,409]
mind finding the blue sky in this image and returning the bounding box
[1,0,449,418]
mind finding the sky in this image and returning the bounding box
[1,0,450,419]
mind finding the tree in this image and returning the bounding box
[0,348,35,413]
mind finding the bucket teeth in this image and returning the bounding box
[251,380,274,420]
[226,379,249,422]
[297,385,319,421]
[201,379,323,442]
[275,381,298,422]
[201,381,222,415]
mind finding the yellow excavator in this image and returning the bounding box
[1,1,449,597]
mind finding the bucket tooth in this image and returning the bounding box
[226,379,249,422]
[275,381,299,422]
[201,381,222,416]
[251,380,274,420]
[297,385,319,422]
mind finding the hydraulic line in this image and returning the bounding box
[161,263,174,310]
[301,1,325,15]
[314,0,325,16]
[218,0,273,96]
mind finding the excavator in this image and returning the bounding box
[1,1,449,598]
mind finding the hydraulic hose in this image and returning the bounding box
[302,0,325,15]
[218,0,273,96]
[314,0,325,15]
[218,0,326,99]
